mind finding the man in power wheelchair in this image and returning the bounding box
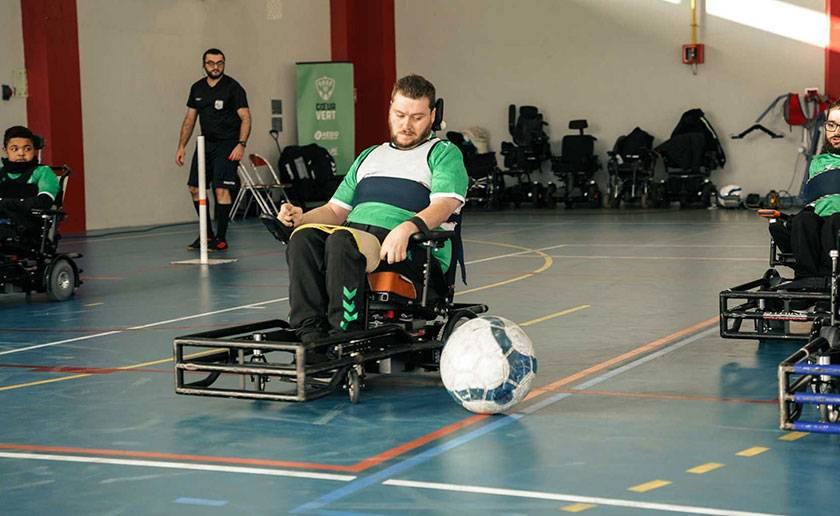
[0,126,80,301]
[721,103,840,433]
[173,75,487,403]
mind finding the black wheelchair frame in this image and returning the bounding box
[0,165,82,301]
[719,210,840,433]
[174,217,487,403]
[605,129,658,208]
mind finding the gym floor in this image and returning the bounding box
[1,209,836,515]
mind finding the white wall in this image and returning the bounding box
[396,0,825,197]
[77,0,331,230]
[0,0,26,134]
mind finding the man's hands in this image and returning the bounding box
[175,146,187,166]
[380,221,418,264]
[228,143,245,162]
[277,202,303,227]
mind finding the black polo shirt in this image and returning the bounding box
[186,75,248,142]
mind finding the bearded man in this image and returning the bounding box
[277,74,468,342]
[175,48,251,251]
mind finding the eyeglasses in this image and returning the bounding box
[826,121,840,132]
[204,60,225,68]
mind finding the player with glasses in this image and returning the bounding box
[772,100,840,278]
[175,48,251,251]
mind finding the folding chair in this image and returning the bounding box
[249,153,291,206]
[231,163,275,220]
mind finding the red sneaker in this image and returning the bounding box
[208,238,228,251]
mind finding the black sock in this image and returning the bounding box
[215,203,232,241]
[193,200,214,238]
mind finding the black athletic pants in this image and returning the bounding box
[787,209,840,277]
[286,223,428,339]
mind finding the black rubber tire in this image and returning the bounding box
[46,257,76,302]
[347,368,360,404]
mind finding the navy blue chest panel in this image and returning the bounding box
[351,176,431,212]
[805,169,840,204]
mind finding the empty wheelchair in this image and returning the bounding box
[0,165,82,301]
[605,127,658,208]
[446,131,504,210]
[551,119,602,208]
[500,105,555,208]
[655,108,726,208]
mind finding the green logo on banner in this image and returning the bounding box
[297,63,355,176]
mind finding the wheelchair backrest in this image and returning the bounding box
[614,127,654,157]
[509,105,549,148]
[671,108,726,169]
[50,166,70,209]
[560,134,595,163]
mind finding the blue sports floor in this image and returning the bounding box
[1,209,838,515]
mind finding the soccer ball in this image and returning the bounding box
[440,315,537,414]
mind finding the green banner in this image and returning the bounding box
[296,62,355,176]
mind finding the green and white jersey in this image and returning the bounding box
[330,136,468,269]
[809,153,840,217]
[0,165,60,200]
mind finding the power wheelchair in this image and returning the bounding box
[551,120,602,209]
[500,105,555,208]
[0,165,82,301]
[605,127,658,208]
[719,209,840,434]
[174,100,489,404]
[446,131,505,210]
[654,109,725,208]
[173,217,487,403]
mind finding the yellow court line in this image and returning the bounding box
[779,432,809,442]
[736,446,769,457]
[686,462,725,474]
[560,502,597,512]
[627,479,672,493]
[520,305,590,327]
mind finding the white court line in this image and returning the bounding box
[382,479,782,516]
[0,297,289,356]
[0,452,355,482]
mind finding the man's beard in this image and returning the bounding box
[205,69,223,80]
[824,134,840,154]
[390,124,432,150]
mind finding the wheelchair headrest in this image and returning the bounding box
[569,119,588,133]
[432,98,444,131]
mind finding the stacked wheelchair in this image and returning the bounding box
[0,165,82,301]
[719,210,840,434]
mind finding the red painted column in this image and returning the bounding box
[331,0,396,153]
[21,0,86,233]
[827,0,840,99]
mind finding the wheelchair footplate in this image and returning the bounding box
[719,271,831,342]
[779,333,840,434]
[173,319,446,403]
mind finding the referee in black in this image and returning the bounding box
[175,48,251,251]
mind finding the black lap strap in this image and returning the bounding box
[804,168,840,204]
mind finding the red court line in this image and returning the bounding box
[0,364,169,375]
[0,316,721,474]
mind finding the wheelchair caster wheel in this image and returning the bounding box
[347,368,361,404]
[249,349,269,392]
[46,257,77,302]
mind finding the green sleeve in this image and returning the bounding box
[33,166,60,199]
[330,145,377,208]
[428,141,468,201]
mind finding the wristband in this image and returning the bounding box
[409,216,431,238]
[238,140,247,147]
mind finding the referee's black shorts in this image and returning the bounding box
[188,139,241,189]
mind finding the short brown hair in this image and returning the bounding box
[392,74,435,110]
